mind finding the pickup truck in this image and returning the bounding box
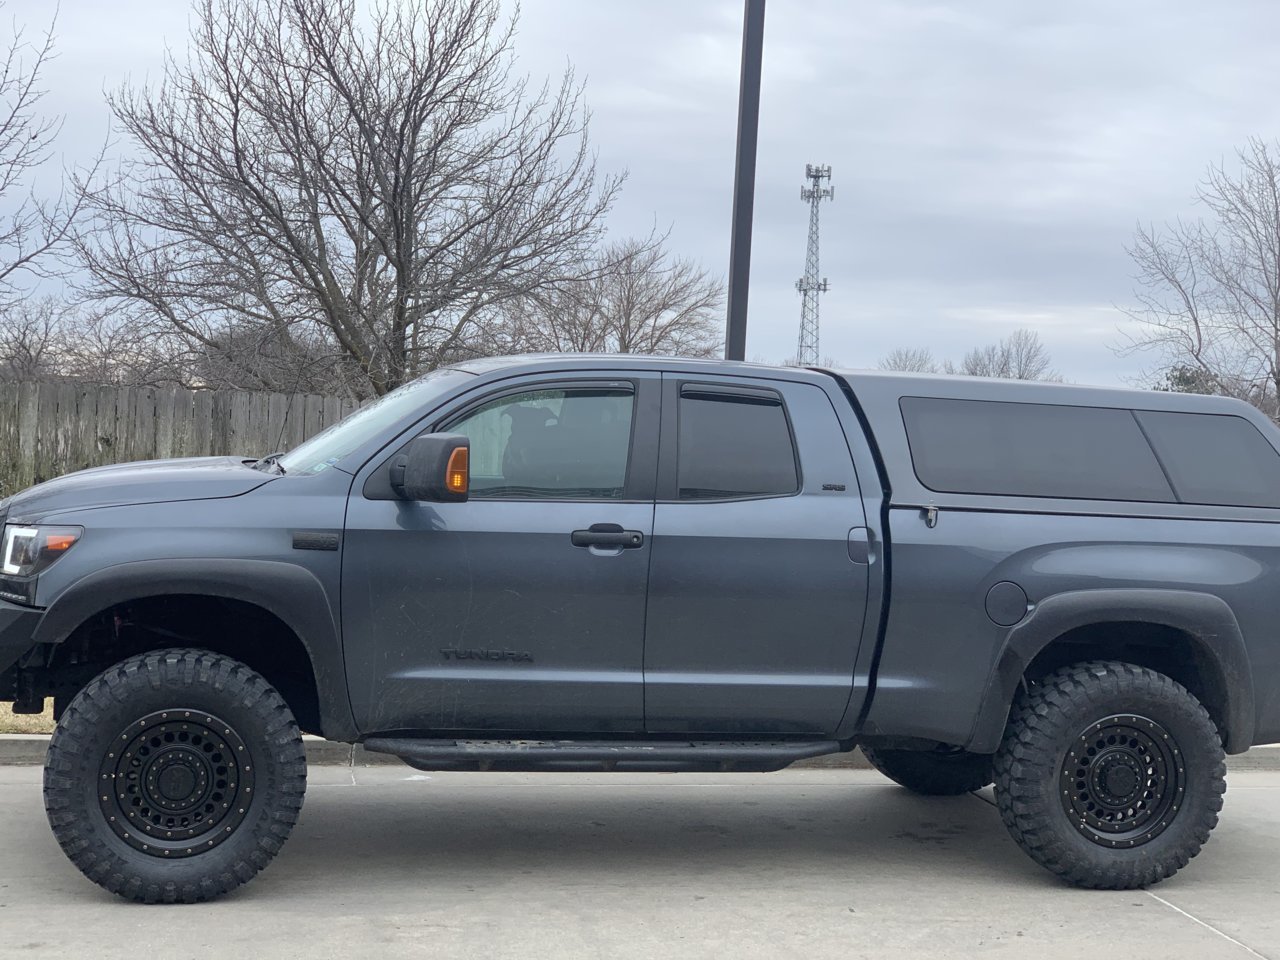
[2,354,1274,902]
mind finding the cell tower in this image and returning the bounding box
[794,164,833,366]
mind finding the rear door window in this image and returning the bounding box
[1135,411,1280,508]
[677,387,799,499]
[899,397,1175,502]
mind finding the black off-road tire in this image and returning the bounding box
[861,744,995,796]
[994,660,1226,889]
[43,648,307,903]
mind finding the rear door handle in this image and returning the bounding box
[571,523,645,549]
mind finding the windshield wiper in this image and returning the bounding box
[254,451,287,475]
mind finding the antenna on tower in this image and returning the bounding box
[794,163,832,367]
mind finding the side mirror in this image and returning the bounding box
[389,434,470,502]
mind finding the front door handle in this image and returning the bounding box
[571,523,645,549]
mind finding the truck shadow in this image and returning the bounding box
[261,777,1057,895]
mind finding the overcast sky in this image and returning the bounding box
[16,0,1280,385]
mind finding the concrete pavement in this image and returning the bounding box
[0,765,1277,959]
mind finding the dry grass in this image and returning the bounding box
[0,703,54,734]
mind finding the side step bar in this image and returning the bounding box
[361,737,845,773]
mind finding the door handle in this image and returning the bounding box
[571,524,645,549]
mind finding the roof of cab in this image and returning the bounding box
[450,353,785,377]
[450,353,1257,418]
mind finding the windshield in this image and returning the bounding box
[277,368,476,475]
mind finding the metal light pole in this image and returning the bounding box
[724,0,765,361]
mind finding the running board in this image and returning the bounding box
[361,737,845,773]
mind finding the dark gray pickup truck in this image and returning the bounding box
[2,354,1277,902]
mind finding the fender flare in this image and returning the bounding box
[33,558,358,741]
[967,588,1255,754]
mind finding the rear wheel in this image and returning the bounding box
[43,648,307,903]
[861,743,994,796]
[994,660,1225,889]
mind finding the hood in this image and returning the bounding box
[0,456,276,522]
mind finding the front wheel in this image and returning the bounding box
[994,660,1225,889]
[43,648,307,903]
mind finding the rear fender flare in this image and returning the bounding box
[967,588,1254,754]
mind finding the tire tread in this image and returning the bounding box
[993,659,1226,889]
[43,648,306,904]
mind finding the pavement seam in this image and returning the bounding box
[972,788,1267,954]
[1144,891,1271,959]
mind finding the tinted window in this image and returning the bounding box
[448,387,634,499]
[678,389,798,499]
[1136,411,1280,508]
[900,397,1175,502]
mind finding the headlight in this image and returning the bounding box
[1,524,82,578]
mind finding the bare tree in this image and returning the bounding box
[878,329,1058,380]
[74,0,620,398]
[0,297,62,378]
[777,352,842,367]
[187,319,368,398]
[55,309,197,387]
[0,299,186,385]
[950,328,1058,380]
[878,346,939,373]
[492,236,722,358]
[0,6,99,306]
[1121,138,1280,418]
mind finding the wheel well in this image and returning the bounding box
[1023,621,1230,743]
[42,594,323,735]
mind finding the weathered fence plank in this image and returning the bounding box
[154,387,177,461]
[16,382,40,491]
[0,383,17,469]
[192,390,214,461]
[0,382,359,498]
[70,384,97,475]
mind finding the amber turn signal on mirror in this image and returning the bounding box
[446,447,469,494]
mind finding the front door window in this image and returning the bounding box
[448,388,635,500]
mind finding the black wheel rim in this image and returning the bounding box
[1060,714,1183,848]
[98,710,255,859]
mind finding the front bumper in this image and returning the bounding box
[0,598,42,677]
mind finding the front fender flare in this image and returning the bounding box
[967,588,1255,754]
[33,558,358,742]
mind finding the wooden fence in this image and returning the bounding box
[0,381,360,496]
